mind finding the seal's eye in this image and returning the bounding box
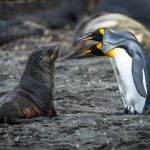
[46,48,52,55]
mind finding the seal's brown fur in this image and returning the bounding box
[0,45,59,124]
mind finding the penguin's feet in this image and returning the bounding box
[124,106,136,114]
[124,108,129,114]
[134,110,137,115]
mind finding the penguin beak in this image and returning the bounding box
[76,32,93,42]
[83,49,92,54]
[79,48,92,54]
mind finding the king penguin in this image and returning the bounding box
[76,28,150,114]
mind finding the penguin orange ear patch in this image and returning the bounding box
[99,29,105,35]
[96,43,102,50]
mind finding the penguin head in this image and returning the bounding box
[77,28,120,57]
[82,43,105,56]
[77,28,105,42]
[82,43,119,58]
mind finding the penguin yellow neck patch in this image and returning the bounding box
[106,48,126,57]
[106,49,118,57]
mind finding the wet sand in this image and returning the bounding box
[0,29,150,150]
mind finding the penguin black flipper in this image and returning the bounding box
[132,53,147,97]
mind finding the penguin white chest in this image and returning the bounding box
[110,48,146,114]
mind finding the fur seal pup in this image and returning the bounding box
[0,45,59,124]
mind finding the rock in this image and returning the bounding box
[0,19,45,45]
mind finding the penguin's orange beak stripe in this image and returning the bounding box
[83,50,92,53]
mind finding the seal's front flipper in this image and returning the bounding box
[47,107,58,118]
[132,54,146,97]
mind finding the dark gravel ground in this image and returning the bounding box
[0,29,150,149]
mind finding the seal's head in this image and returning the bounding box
[28,45,59,69]
[42,45,59,64]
